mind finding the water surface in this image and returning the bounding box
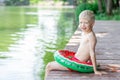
[0,6,75,80]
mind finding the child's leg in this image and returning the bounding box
[98,64,120,72]
[105,64,120,72]
[45,61,68,79]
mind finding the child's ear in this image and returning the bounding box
[91,21,95,27]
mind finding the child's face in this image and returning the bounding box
[79,18,94,33]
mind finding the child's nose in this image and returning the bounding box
[81,23,85,27]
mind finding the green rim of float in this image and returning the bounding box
[54,50,94,73]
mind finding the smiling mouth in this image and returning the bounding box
[81,27,86,30]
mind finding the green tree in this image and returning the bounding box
[97,0,119,15]
[4,0,29,6]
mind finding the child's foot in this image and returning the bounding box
[106,65,120,72]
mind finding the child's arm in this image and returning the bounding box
[88,33,103,75]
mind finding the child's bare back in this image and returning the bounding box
[75,31,97,62]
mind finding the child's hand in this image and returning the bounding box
[95,71,107,75]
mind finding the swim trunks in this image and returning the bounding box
[71,56,92,65]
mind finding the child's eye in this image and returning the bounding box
[79,22,89,25]
[79,22,82,24]
[84,21,90,24]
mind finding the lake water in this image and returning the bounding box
[0,6,76,80]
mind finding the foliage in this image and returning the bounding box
[61,0,67,2]
[75,0,120,24]
[53,0,59,2]
[4,0,42,5]
[96,9,120,20]
[30,0,40,4]
[4,0,29,6]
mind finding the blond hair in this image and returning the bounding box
[79,10,95,22]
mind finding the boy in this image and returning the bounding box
[45,10,106,79]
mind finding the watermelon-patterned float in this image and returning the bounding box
[54,50,94,73]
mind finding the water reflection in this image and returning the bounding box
[0,7,75,80]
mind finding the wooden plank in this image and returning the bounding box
[96,55,120,60]
[46,70,120,80]
[97,60,120,64]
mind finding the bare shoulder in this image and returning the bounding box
[88,31,96,37]
[87,31,97,42]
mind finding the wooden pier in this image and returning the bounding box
[46,21,120,80]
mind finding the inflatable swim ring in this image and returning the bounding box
[54,50,94,73]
